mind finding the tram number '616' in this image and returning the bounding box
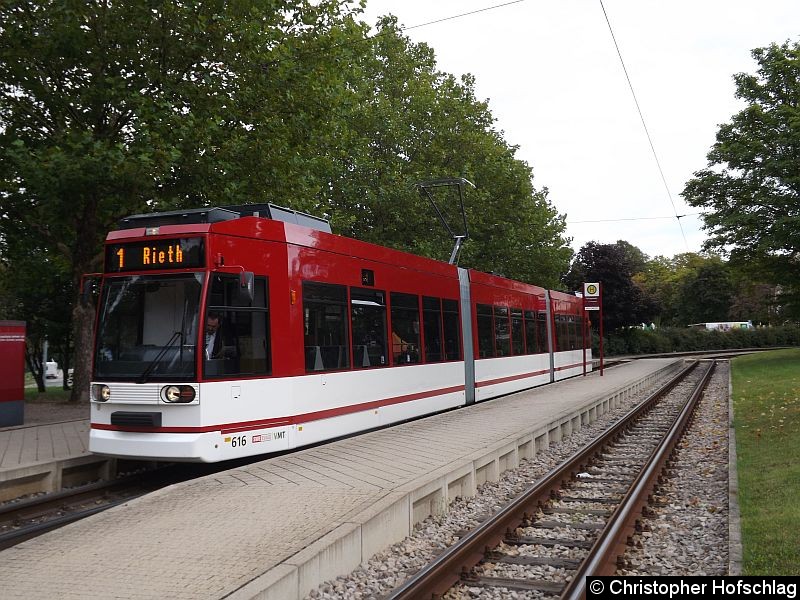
[228,436,246,448]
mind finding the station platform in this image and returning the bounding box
[0,359,683,599]
[0,412,115,502]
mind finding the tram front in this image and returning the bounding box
[89,237,210,460]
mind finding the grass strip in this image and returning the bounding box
[732,348,800,574]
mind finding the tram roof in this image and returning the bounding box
[108,207,459,279]
[108,205,575,297]
[117,204,331,233]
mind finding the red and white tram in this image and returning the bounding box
[89,205,591,462]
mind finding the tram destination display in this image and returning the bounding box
[105,238,204,272]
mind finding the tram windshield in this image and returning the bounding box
[94,273,204,381]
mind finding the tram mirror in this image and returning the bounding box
[80,274,100,304]
[238,271,255,304]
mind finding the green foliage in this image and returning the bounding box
[673,257,733,324]
[323,17,571,287]
[635,252,784,327]
[596,325,800,356]
[732,349,800,574]
[1,0,368,399]
[683,40,800,315]
[564,241,658,331]
[0,231,73,391]
[0,3,572,399]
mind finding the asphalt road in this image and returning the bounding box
[26,374,66,389]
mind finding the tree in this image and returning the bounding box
[1,4,573,403]
[563,241,658,332]
[683,40,800,316]
[324,17,572,288]
[614,240,649,275]
[634,255,677,327]
[673,258,733,325]
[637,252,718,326]
[0,250,72,392]
[0,1,363,401]
[636,251,780,326]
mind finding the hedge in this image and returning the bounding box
[593,325,800,356]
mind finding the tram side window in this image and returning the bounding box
[205,275,270,378]
[303,282,350,371]
[524,311,537,354]
[557,315,568,352]
[494,306,510,357]
[351,288,388,368]
[537,312,548,353]
[511,309,524,355]
[423,296,443,363]
[477,304,494,358]
[570,317,579,350]
[570,317,578,351]
[553,315,562,352]
[391,292,420,365]
[442,299,462,361]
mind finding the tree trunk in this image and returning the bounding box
[68,190,103,404]
[69,300,95,403]
[24,346,46,393]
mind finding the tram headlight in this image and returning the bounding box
[92,384,111,402]
[161,385,196,404]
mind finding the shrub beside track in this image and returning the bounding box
[599,325,800,356]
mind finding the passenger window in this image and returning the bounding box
[477,304,494,358]
[303,282,350,371]
[537,312,548,353]
[205,274,270,378]
[494,306,510,357]
[423,296,443,363]
[351,288,388,368]
[511,309,524,355]
[524,310,537,354]
[390,293,420,365]
[566,317,574,351]
[442,299,461,361]
[556,315,567,352]
[553,315,561,352]
[570,317,579,350]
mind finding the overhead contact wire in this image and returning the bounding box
[598,0,689,250]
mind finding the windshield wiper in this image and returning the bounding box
[138,330,182,384]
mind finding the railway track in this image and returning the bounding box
[0,467,184,551]
[385,360,716,599]
[0,436,309,552]
[0,459,250,551]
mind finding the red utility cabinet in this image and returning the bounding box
[0,321,26,426]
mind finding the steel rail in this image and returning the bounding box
[561,360,716,599]
[0,464,178,519]
[0,476,138,519]
[385,361,699,600]
[0,464,187,551]
[0,496,139,551]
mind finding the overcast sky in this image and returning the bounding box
[361,0,800,259]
